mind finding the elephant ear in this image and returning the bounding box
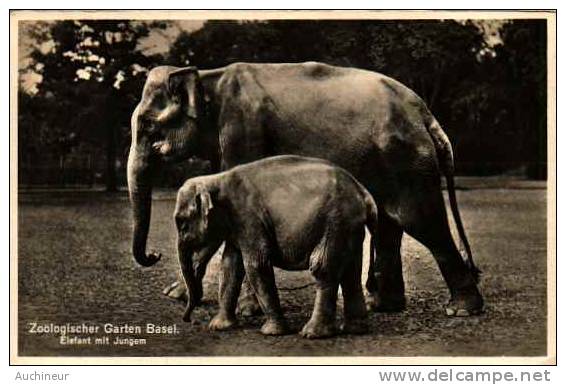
[195,184,213,230]
[167,66,203,119]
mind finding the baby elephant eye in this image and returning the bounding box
[176,220,189,233]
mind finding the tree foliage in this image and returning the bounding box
[21,20,168,189]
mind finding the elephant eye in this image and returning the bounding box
[151,92,167,110]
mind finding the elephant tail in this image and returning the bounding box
[426,117,481,283]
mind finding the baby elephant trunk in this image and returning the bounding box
[179,248,204,322]
[179,242,221,322]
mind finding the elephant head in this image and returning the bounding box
[127,66,205,267]
[174,179,225,321]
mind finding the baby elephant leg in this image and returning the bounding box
[341,263,368,333]
[300,279,339,339]
[301,234,342,339]
[340,231,368,334]
[209,246,245,331]
[242,252,289,336]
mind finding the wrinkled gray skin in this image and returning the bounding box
[175,156,377,338]
[127,62,483,317]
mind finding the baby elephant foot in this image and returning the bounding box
[445,293,484,317]
[162,281,188,303]
[341,319,369,335]
[300,319,338,339]
[260,318,289,336]
[208,313,238,331]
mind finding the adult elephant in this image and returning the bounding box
[127,62,483,316]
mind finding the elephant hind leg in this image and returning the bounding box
[399,186,483,316]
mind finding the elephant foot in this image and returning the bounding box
[260,318,289,336]
[445,292,484,317]
[162,281,188,303]
[341,318,368,335]
[208,313,238,331]
[367,292,406,313]
[237,297,263,317]
[300,319,338,339]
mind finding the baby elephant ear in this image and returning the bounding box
[195,185,213,227]
[167,66,202,119]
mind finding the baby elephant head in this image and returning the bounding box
[174,180,224,321]
[175,182,214,245]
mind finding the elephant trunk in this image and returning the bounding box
[127,107,161,268]
[129,188,161,267]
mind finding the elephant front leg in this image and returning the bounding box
[209,244,245,331]
[366,211,406,312]
[241,251,289,336]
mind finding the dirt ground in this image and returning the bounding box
[16,178,548,357]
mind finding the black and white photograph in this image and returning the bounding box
[10,10,556,364]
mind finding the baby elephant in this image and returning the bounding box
[174,155,379,338]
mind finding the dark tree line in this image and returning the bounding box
[18,18,548,190]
